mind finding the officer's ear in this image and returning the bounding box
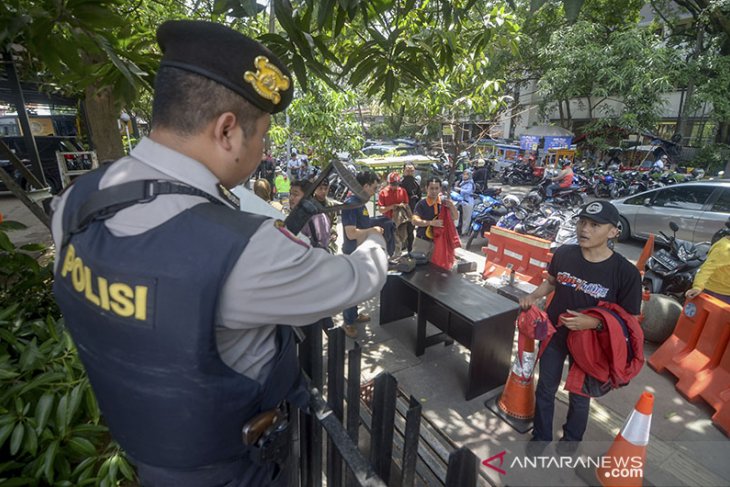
[212,112,239,151]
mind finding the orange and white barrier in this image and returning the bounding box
[481,227,553,285]
[649,293,730,435]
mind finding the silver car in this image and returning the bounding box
[611,181,730,243]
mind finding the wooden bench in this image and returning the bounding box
[359,379,492,487]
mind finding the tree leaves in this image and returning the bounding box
[34,393,55,433]
[9,422,25,456]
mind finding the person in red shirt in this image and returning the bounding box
[378,171,411,255]
[378,172,409,219]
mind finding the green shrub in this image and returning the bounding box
[0,222,135,486]
[691,143,730,176]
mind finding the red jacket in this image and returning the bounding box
[541,301,644,398]
[430,205,461,270]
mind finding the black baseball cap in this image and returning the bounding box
[577,201,620,226]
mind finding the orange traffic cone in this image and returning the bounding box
[596,391,654,487]
[485,330,536,433]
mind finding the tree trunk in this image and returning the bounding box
[565,100,572,129]
[508,87,521,140]
[84,85,124,163]
[558,100,565,128]
[716,121,730,145]
[356,102,368,137]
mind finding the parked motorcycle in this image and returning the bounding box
[592,171,627,199]
[502,162,540,186]
[524,178,586,209]
[643,221,710,299]
[496,205,530,231]
[464,196,508,248]
[513,205,566,241]
[551,211,579,250]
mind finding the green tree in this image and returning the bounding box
[650,0,730,144]
[0,0,159,161]
[270,78,364,162]
[535,20,676,136]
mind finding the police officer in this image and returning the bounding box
[50,20,388,487]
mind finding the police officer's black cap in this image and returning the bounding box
[157,20,293,114]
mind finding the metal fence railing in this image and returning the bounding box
[296,322,485,487]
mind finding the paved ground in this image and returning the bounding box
[2,184,728,486]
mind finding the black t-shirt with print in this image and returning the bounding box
[546,244,642,326]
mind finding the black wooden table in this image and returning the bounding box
[379,264,519,400]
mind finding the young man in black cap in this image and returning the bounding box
[519,201,641,455]
[51,20,387,486]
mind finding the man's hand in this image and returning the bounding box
[685,287,702,299]
[430,219,444,228]
[560,310,600,331]
[519,294,537,310]
[369,226,384,236]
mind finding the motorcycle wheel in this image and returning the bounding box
[568,193,583,207]
[609,184,624,199]
[508,175,520,186]
[466,229,477,249]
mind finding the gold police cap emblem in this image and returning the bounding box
[244,56,290,105]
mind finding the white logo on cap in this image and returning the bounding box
[586,202,602,214]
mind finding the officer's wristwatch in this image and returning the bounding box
[594,320,604,332]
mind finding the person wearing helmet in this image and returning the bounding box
[685,219,730,303]
[473,159,490,190]
[454,169,476,235]
[546,158,574,199]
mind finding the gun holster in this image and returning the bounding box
[242,404,292,466]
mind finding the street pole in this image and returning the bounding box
[286,111,291,161]
[120,113,132,154]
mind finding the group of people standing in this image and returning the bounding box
[248,161,467,337]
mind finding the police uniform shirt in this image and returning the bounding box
[51,137,388,382]
[230,184,285,220]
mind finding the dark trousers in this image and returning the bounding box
[370,216,396,256]
[533,327,590,442]
[405,222,415,252]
